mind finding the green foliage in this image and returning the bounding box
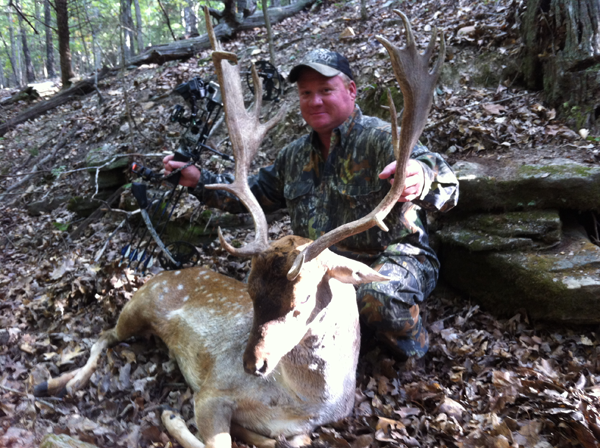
[27,146,39,157]
[52,221,70,231]
[0,0,215,87]
[51,165,66,177]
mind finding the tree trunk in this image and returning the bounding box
[184,1,199,37]
[133,0,144,51]
[262,0,275,65]
[121,0,134,58]
[128,0,316,66]
[8,7,21,86]
[18,10,36,83]
[55,0,75,88]
[520,0,600,132]
[74,0,91,73]
[44,0,56,78]
[0,29,18,86]
[360,0,367,21]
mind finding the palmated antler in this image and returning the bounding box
[202,6,287,256]
[287,10,445,280]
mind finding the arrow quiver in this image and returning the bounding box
[118,62,284,273]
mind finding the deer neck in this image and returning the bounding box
[276,276,360,401]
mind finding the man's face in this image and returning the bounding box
[297,69,357,136]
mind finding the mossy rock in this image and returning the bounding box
[453,158,600,212]
[357,83,403,121]
[439,224,600,323]
[437,209,562,251]
[86,144,130,172]
[40,434,98,448]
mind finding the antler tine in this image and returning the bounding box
[287,11,444,280]
[202,6,287,256]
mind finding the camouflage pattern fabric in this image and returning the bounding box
[193,107,459,358]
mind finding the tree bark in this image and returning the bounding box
[44,0,56,78]
[0,28,18,86]
[18,9,36,83]
[121,0,134,59]
[262,0,275,65]
[127,0,316,66]
[55,0,75,88]
[519,0,600,132]
[133,0,144,51]
[8,7,21,86]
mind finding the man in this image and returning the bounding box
[164,49,459,361]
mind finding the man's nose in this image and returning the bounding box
[308,94,323,106]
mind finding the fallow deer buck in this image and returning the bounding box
[35,8,444,448]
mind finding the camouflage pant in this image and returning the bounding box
[356,253,438,359]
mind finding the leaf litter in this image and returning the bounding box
[0,0,599,446]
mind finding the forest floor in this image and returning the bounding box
[1,0,600,447]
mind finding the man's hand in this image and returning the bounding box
[379,159,425,202]
[163,155,201,188]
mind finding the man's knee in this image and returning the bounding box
[356,256,435,359]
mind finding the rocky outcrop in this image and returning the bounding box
[437,157,600,324]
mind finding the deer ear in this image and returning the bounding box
[321,251,389,285]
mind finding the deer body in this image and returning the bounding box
[116,236,361,439]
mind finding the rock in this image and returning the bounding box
[85,144,130,189]
[453,158,600,212]
[339,27,355,39]
[39,434,98,448]
[437,210,562,251]
[27,195,71,216]
[439,222,600,324]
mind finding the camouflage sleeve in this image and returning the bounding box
[190,154,287,214]
[410,145,459,213]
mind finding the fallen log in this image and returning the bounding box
[0,67,115,137]
[128,0,317,66]
[0,86,40,106]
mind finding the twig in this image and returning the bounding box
[71,187,124,239]
[94,218,127,262]
[0,126,79,203]
[0,153,167,178]
[0,383,28,396]
[157,0,177,41]
[8,0,39,34]
[424,115,454,132]
[1,227,16,248]
[34,398,58,411]
[487,92,536,104]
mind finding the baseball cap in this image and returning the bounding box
[288,49,354,83]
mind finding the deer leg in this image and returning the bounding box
[230,423,276,448]
[34,329,120,397]
[231,425,311,448]
[193,394,235,448]
[161,409,205,448]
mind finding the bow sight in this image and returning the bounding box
[119,61,283,274]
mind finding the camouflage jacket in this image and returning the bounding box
[192,107,459,267]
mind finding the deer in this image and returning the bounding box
[34,8,444,448]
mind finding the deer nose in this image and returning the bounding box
[244,358,269,376]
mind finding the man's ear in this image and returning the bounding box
[320,250,389,285]
[348,80,357,100]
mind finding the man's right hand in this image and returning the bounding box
[163,155,201,188]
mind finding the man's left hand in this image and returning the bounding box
[379,159,425,202]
